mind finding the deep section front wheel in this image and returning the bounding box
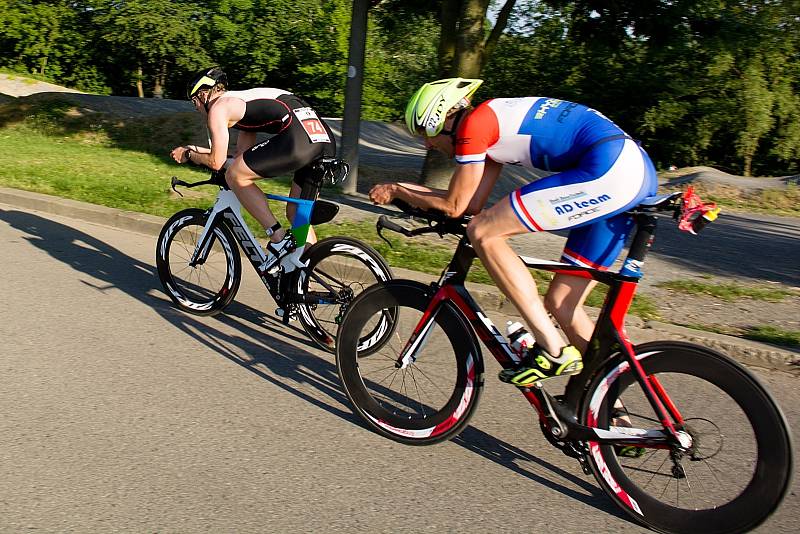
[156,208,241,316]
[336,280,483,445]
[296,237,393,352]
[581,341,793,534]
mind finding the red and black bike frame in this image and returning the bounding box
[395,211,686,447]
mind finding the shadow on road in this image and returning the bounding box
[1,208,639,522]
[452,425,633,523]
[0,208,360,428]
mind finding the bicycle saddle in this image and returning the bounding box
[319,158,350,185]
[636,192,682,210]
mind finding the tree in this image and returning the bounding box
[374,0,518,187]
[534,0,800,175]
[98,0,208,98]
[0,0,106,91]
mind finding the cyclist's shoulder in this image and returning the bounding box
[223,87,292,102]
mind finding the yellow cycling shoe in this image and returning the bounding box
[498,344,583,387]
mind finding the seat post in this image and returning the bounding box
[619,213,657,278]
[299,162,325,201]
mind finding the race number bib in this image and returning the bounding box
[293,107,331,144]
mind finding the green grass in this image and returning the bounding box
[0,118,295,219]
[741,326,800,348]
[656,279,792,302]
[0,68,50,85]
[659,179,800,218]
[682,323,800,348]
[702,186,800,218]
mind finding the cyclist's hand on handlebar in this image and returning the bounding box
[170,146,191,164]
[369,183,396,205]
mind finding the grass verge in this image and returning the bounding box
[682,323,800,349]
[660,180,800,217]
[656,279,793,302]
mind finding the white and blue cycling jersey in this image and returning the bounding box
[455,97,658,269]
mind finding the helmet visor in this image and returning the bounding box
[187,75,217,100]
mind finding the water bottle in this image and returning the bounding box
[690,206,720,234]
[506,321,534,356]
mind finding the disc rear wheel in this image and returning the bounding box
[581,341,792,533]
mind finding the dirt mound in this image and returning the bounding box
[17,91,192,118]
[2,73,796,197]
[0,72,83,98]
[661,166,792,192]
[0,93,207,156]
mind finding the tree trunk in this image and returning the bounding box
[136,65,144,98]
[454,0,489,77]
[421,148,457,189]
[153,61,167,99]
[39,56,47,77]
[438,0,460,77]
[483,0,517,69]
[420,0,516,187]
[743,155,752,177]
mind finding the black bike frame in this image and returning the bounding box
[395,212,685,447]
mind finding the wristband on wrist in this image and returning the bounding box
[266,222,282,237]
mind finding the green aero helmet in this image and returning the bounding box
[405,78,483,137]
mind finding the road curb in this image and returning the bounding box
[2,186,798,374]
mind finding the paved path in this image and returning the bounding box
[1,203,798,533]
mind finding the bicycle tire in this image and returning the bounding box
[296,236,393,352]
[580,341,793,534]
[156,208,241,316]
[336,280,484,445]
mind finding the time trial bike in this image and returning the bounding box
[156,157,393,352]
[335,192,792,533]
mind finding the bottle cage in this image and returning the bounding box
[678,185,720,234]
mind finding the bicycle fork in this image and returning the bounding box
[395,290,445,369]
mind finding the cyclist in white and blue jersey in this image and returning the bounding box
[369,78,658,386]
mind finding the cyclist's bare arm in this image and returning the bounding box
[465,159,502,213]
[191,106,229,170]
[372,159,502,217]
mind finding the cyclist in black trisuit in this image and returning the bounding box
[170,67,336,252]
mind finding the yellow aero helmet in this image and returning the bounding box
[405,78,483,137]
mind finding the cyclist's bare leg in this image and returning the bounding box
[545,274,632,425]
[467,201,566,356]
[226,157,286,242]
[545,274,597,352]
[287,182,317,244]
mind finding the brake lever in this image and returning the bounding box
[376,216,393,248]
[377,215,408,248]
[170,176,186,197]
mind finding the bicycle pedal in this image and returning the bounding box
[275,308,297,323]
[577,454,592,475]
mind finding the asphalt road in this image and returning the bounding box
[1,203,798,533]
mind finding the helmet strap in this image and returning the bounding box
[440,108,467,139]
[200,87,223,112]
